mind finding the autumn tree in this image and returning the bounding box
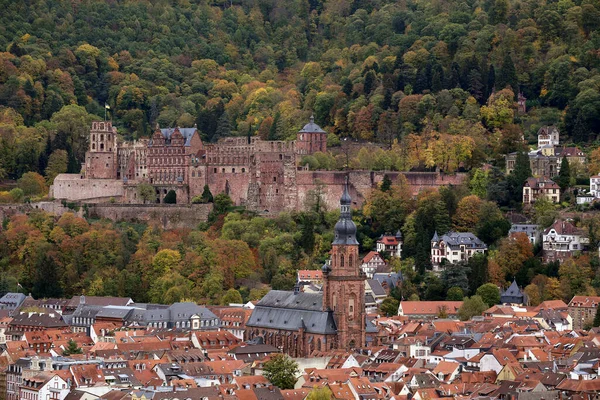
[487,233,533,285]
[17,172,47,197]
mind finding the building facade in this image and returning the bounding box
[430,231,488,271]
[542,220,588,263]
[376,231,403,258]
[523,177,560,204]
[568,296,600,330]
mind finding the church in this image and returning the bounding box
[245,181,379,357]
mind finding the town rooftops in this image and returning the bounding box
[296,270,322,281]
[524,177,559,189]
[398,301,464,316]
[0,293,27,310]
[543,220,582,236]
[568,296,600,308]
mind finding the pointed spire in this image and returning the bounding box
[333,175,358,245]
[310,114,315,124]
[432,231,439,242]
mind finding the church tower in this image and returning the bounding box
[322,178,366,350]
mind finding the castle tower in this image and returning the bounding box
[85,121,118,179]
[296,115,327,155]
[517,92,527,114]
[322,178,366,350]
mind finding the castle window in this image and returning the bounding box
[242,168,245,173]
[222,168,225,173]
[93,135,96,142]
[100,134,104,141]
[100,143,104,150]
[214,168,217,173]
[92,144,96,150]
[273,177,277,182]
[232,168,235,173]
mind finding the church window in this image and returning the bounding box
[349,254,353,267]
[340,255,344,268]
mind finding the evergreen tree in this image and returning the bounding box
[497,54,518,94]
[163,190,177,204]
[363,70,376,95]
[593,304,600,327]
[63,339,83,356]
[215,112,231,141]
[268,112,280,140]
[201,185,214,203]
[381,174,392,192]
[486,65,496,99]
[555,156,571,192]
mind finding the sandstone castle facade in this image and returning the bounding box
[51,118,465,213]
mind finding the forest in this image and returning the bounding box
[1,0,600,306]
[0,0,600,185]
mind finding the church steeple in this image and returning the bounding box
[333,177,358,245]
[322,176,365,350]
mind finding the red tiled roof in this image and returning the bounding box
[568,296,600,308]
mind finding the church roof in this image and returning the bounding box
[298,115,326,133]
[246,291,337,335]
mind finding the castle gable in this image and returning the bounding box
[159,128,198,146]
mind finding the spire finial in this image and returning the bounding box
[310,114,315,124]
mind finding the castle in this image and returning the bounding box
[51,118,466,213]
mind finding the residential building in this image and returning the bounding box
[0,294,27,313]
[397,301,464,319]
[431,231,487,271]
[555,146,586,166]
[360,252,386,279]
[18,372,70,400]
[591,175,600,198]
[542,220,588,263]
[568,296,600,330]
[376,231,402,258]
[522,177,560,204]
[296,270,323,286]
[509,224,541,245]
[537,126,560,148]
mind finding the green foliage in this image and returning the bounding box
[307,386,333,400]
[380,297,400,316]
[163,190,177,204]
[137,183,155,204]
[458,295,488,321]
[476,283,501,307]
[447,286,464,301]
[63,339,83,356]
[17,172,47,197]
[221,288,243,305]
[594,304,600,328]
[263,354,299,390]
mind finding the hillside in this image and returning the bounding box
[1,0,599,184]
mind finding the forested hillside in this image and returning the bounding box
[1,0,600,182]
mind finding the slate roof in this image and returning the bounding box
[501,280,525,304]
[298,116,325,133]
[366,280,387,297]
[0,293,27,310]
[246,290,337,335]
[431,231,487,250]
[372,272,402,289]
[159,127,197,146]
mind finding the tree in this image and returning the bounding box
[164,190,177,204]
[220,288,243,305]
[380,297,400,316]
[263,354,299,390]
[555,157,571,193]
[476,283,500,307]
[496,54,517,93]
[201,185,214,203]
[17,172,47,197]
[594,304,600,328]
[137,183,155,204]
[457,295,488,321]
[45,149,68,185]
[63,339,83,356]
[307,386,333,400]
[380,175,392,192]
[453,195,483,232]
[447,286,464,301]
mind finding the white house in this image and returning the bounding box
[361,251,387,278]
[376,231,402,258]
[19,373,70,400]
[537,126,560,148]
[542,219,589,263]
[479,349,517,373]
[591,175,600,198]
[431,231,487,271]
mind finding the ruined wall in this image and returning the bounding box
[86,204,212,229]
[51,174,124,201]
[294,171,467,212]
[0,202,83,223]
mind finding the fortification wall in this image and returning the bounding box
[86,204,212,229]
[0,202,83,222]
[51,174,124,201]
[295,171,467,212]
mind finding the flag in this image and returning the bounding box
[105,103,110,110]
[17,282,23,288]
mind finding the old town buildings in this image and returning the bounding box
[430,231,487,271]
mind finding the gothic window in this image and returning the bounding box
[349,254,353,267]
[340,255,345,268]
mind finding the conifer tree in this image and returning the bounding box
[555,157,571,192]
